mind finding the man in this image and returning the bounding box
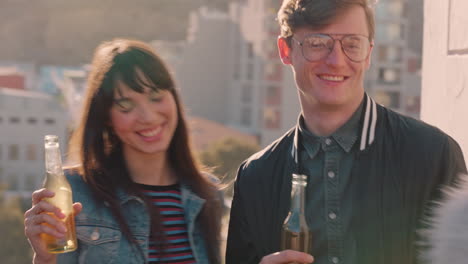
[226,0,467,263]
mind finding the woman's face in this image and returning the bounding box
[109,75,178,159]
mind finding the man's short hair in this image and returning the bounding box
[277,0,375,45]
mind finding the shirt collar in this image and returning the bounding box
[292,93,378,165]
[298,98,365,159]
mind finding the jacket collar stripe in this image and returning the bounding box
[360,94,372,150]
[369,98,377,145]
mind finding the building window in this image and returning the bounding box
[376,2,403,18]
[45,118,56,125]
[246,42,254,59]
[241,84,252,103]
[8,144,19,160]
[28,117,38,124]
[263,107,281,129]
[378,68,401,84]
[405,96,421,114]
[26,144,37,161]
[377,23,403,42]
[378,46,402,63]
[8,173,19,191]
[9,116,20,124]
[265,85,281,105]
[25,174,39,191]
[265,63,283,82]
[246,63,254,80]
[407,57,421,73]
[241,107,252,126]
[375,91,400,109]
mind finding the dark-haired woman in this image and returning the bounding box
[24,39,223,264]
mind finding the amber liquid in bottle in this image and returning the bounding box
[40,135,77,253]
[280,174,312,264]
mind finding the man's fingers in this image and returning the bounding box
[260,250,314,264]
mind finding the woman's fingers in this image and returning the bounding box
[31,188,55,205]
[24,200,64,219]
[25,212,67,235]
[72,202,83,216]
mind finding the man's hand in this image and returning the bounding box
[260,250,314,264]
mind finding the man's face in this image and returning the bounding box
[278,5,373,112]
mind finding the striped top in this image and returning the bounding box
[138,183,196,264]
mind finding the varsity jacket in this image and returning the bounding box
[226,94,467,264]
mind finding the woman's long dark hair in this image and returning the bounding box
[68,39,222,263]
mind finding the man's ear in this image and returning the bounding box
[278,36,292,65]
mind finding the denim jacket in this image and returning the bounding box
[57,173,216,264]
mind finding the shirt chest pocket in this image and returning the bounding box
[76,225,122,264]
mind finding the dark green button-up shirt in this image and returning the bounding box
[298,101,363,264]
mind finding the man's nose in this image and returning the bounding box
[325,41,347,66]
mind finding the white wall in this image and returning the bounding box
[421,0,468,163]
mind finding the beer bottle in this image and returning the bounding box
[280,174,311,260]
[40,135,77,253]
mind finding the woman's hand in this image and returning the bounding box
[24,188,82,264]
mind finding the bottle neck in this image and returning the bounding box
[45,145,63,175]
[291,181,306,215]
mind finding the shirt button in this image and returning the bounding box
[332,257,339,263]
[329,212,337,220]
[91,231,100,241]
[327,171,335,178]
[325,138,332,145]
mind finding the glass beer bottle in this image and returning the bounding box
[40,135,77,253]
[281,174,312,260]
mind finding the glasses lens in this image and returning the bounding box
[301,35,332,62]
[342,35,370,62]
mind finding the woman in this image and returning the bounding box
[24,39,223,264]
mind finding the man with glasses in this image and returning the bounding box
[226,0,466,264]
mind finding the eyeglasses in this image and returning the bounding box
[291,33,373,62]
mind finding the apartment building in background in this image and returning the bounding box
[0,87,67,199]
[157,2,300,147]
[366,0,423,118]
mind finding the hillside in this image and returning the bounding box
[0,0,233,65]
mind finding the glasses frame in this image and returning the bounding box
[291,33,374,63]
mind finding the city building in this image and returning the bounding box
[0,87,68,199]
[367,0,423,118]
[0,62,37,91]
[160,3,300,147]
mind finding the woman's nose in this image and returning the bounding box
[137,104,157,123]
